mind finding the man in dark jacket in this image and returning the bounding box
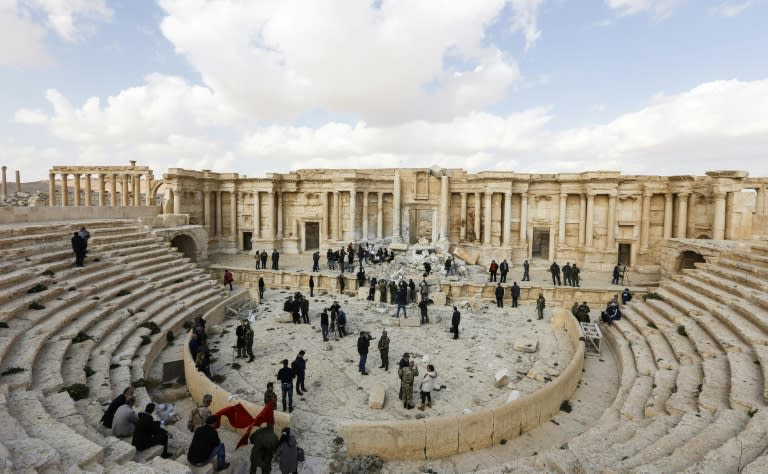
[357,332,371,375]
[511,282,521,308]
[249,419,279,474]
[276,359,295,412]
[101,386,134,428]
[71,231,86,267]
[292,351,307,396]
[451,307,461,339]
[260,250,268,269]
[378,330,390,371]
[235,320,246,358]
[396,286,408,318]
[495,283,504,308]
[550,261,561,285]
[522,259,530,281]
[188,415,228,471]
[499,259,509,283]
[271,249,280,270]
[132,403,171,458]
[312,251,320,272]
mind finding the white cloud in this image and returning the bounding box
[605,0,685,18]
[0,2,53,68]
[24,0,112,42]
[509,0,545,51]
[157,0,520,123]
[14,108,49,124]
[710,1,752,17]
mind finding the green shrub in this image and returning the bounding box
[643,292,663,301]
[109,363,121,369]
[116,289,131,297]
[166,331,175,344]
[63,383,89,401]
[29,301,45,310]
[73,332,93,343]
[83,366,95,377]
[27,283,48,294]
[42,270,55,277]
[0,322,8,329]
[560,400,572,413]
[139,321,160,335]
[677,325,688,337]
[646,322,658,329]
[140,335,151,346]
[231,363,241,370]
[210,374,226,383]
[1,367,25,376]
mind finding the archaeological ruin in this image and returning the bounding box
[2,161,768,472]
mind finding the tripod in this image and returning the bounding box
[620,266,631,286]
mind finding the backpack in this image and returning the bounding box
[187,406,204,432]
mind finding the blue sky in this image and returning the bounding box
[2,0,767,181]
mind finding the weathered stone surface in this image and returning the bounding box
[453,247,479,265]
[357,287,369,299]
[425,416,459,459]
[495,368,510,388]
[514,336,538,353]
[369,383,386,409]
[430,292,447,306]
[526,369,545,383]
[390,243,409,251]
[399,316,421,327]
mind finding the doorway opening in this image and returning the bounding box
[409,209,434,244]
[243,232,253,251]
[305,222,320,250]
[617,243,631,266]
[532,228,550,259]
[676,250,706,272]
[170,234,198,262]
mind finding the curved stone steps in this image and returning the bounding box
[728,248,768,269]
[718,256,768,279]
[0,221,137,247]
[0,384,61,472]
[742,446,768,473]
[699,263,768,313]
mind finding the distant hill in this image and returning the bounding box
[4,180,50,194]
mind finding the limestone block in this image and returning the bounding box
[495,368,510,388]
[514,337,538,353]
[549,307,571,331]
[399,316,421,327]
[357,287,369,300]
[274,312,293,323]
[430,292,447,306]
[458,409,493,452]
[369,384,386,409]
[340,420,426,460]
[425,416,459,459]
[506,390,521,402]
[491,400,523,444]
[526,369,545,383]
[453,247,479,265]
[390,243,409,251]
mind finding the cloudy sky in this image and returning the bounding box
[2,0,767,181]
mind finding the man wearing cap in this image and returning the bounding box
[188,415,229,471]
[188,394,213,433]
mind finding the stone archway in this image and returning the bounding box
[171,234,198,262]
[153,226,209,266]
[676,250,706,272]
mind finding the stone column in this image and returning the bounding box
[216,191,223,235]
[483,192,492,245]
[146,176,153,205]
[688,193,697,238]
[276,192,284,239]
[253,192,261,238]
[110,174,117,206]
[578,194,586,245]
[675,192,689,238]
[392,171,402,241]
[15,170,20,193]
[230,190,237,237]
[640,191,651,251]
[133,175,141,206]
[98,174,106,207]
[48,173,55,206]
[607,194,617,249]
[585,192,595,247]
[362,191,369,240]
[61,173,69,206]
[334,191,341,240]
[460,193,467,241]
[726,192,735,240]
[348,190,357,241]
[84,174,92,206]
[321,192,328,240]
[755,187,765,216]
[663,193,673,239]
[268,192,276,238]
[519,192,528,244]
[474,192,481,241]
[377,192,384,239]
[1,166,6,200]
[73,173,81,206]
[558,193,567,246]
[439,176,450,241]
[503,192,512,246]
[713,191,727,240]
[121,175,129,206]
[173,189,181,214]
[202,191,210,229]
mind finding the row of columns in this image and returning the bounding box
[201,190,238,237]
[321,190,391,241]
[1,166,21,199]
[48,172,152,207]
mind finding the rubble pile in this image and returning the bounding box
[1,191,48,207]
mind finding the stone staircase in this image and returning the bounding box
[0,220,229,472]
[523,241,768,473]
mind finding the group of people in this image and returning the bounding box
[253,249,281,270]
[189,317,212,378]
[548,261,582,287]
[283,292,311,325]
[274,351,309,413]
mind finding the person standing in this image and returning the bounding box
[223,269,234,291]
[254,251,261,270]
[377,330,389,371]
[571,263,581,287]
[308,276,315,297]
[499,259,509,283]
[244,322,255,363]
[522,259,530,281]
[276,359,295,412]
[398,353,410,400]
[562,262,572,286]
[300,296,310,324]
[488,260,499,282]
[419,277,429,303]
[612,264,621,285]
[399,360,418,410]
[320,310,330,342]
[276,427,300,474]
[188,415,229,471]
[264,382,278,406]
[249,418,279,474]
[336,308,347,338]
[258,277,265,299]
[495,283,504,308]
[368,278,376,301]
[451,306,461,339]
[71,231,86,267]
[338,274,345,294]
[357,332,371,375]
[418,365,438,410]
[78,226,91,253]
[271,249,280,270]
[536,293,546,320]
[550,262,561,285]
[408,279,417,303]
[511,282,521,308]
[292,351,307,396]
[261,250,268,270]
[418,299,429,324]
[312,251,320,272]
[236,320,246,358]
[396,285,408,318]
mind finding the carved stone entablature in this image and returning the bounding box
[706,170,749,179]
[533,194,552,202]
[618,194,640,201]
[531,217,552,225]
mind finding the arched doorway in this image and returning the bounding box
[171,234,198,262]
[676,250,706,272]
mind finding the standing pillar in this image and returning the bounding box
[276,192,284,239]
[460,193,468,241]
[558,193,567,247]
[98,174,106,207]
[121,175,129,206]
[61,173,69,206]
[268,192,276,238]
[713,192,727,240]
[607,194,617,249]
[503,192,512,246]
[15,170,20,193]
[726,192,736,240]
[439,176,450,241]
[216,191,223,235]
[84,174,92,206]
[133,175,141,206]
[377,192,384,239]
[320,192,328,241]
[392,171,402,241]
[362,192,369,240]
[585,192,595,247]
[640,192,651,251]
[253,192,261,238]
[334,192,341,241]
[1,166,6,200]
[519,192,528,244]
[110,174,117,206]
[146,176,154,205]
[663,193,673,239]
[474,192,481,241]
[755,187,765,216]
[688,193,697,238]
[203,191,211,229]
[483,192,492,245]
[230,190,237,237]
[73,173,81,206]
[172,188,181,214]
[675,192,689,238]
[578,194,586,245]
[348,190,357,241]
[48,172,56,206]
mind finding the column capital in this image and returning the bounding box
[714,190,727,199]
[560,192,567,199]
[677,191,691,199]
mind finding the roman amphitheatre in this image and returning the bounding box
[1,163,768,473]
